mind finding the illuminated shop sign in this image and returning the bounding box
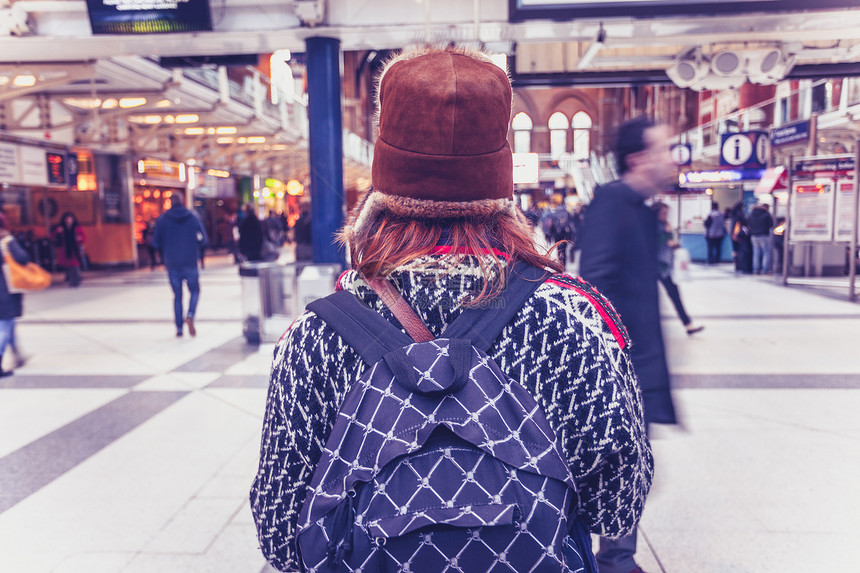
[137,158,186,183]
[86,0,212,35]
[679,168,765,186]
[46,152,66,185]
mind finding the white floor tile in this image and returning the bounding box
[144,497,246,554]
[135,373,222,391]
[0,389,126,457]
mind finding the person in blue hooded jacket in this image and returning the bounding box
[152,191,208,337]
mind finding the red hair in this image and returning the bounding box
[339,208,564,305]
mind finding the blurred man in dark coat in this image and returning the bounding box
[578,117,677,573]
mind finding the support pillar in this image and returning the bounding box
[306,36,346,266]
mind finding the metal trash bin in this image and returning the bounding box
[296,264,341,310]
[239,261,341,343]
[239,262,278,343]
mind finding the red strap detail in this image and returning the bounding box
[546,277,627,350]
[334,269,350,291]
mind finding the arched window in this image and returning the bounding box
[511,112,533,154]
[548,112,568,160]
[572,111,592,160]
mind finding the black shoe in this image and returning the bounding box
[0,369,13,377]
[176,331,183,337]
[686,323,705,335]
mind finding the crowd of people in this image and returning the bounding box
[234,202,312,263]
[524,201,584,267]
[705,200,783,275]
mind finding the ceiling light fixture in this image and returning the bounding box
[119,97,147,109]
[12,75,37,87]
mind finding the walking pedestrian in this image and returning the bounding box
[292,201,312,262]
[152,191,208,337]
[141,219,159,269]
[703,201,726,264]
[749,202,774,274]
[730,202,753,274]
[653,202,704,335]
[0,213,29,376]
[251,46,652,573]
[578,116,678,573]
[238,203,264,262]
[53,211,86,287]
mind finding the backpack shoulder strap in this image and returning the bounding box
[441,261,549,352]
[366,277,434,342]
[306,289,414,365]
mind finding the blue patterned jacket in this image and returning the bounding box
[251,255,653,572]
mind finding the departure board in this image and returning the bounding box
[86,0,212,34]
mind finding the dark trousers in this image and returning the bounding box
[706,236,724,264]
[659,274,691,326]
[65,267,81,287]
[597,529,638,573]
[167,266,200,332]
[146,245,159,268]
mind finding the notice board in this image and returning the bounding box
[789,181,834,242]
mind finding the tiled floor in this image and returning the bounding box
[0,256,857,572]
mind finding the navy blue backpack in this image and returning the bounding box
[299,263,598,573]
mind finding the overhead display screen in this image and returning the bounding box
[86,0,212,34]
[510,0,860,21]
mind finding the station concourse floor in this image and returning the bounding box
[0,254,858,573]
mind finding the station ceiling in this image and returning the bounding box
[2,0,860,178]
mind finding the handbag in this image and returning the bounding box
[673,247,692,282]
[1,236,51,293]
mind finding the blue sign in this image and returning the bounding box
[771,121,810,147]
[794,156,855,175]
[720,132,769,169]
[670,143,692,166]
[679,168,766,187]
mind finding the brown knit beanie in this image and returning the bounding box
[351,46,515,232]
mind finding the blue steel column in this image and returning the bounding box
[306,36,346,266]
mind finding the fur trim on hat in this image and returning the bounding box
[345,191,516,240]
